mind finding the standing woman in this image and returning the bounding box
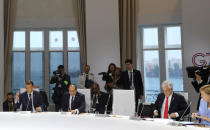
[104,63,116,94]
[192,84,210,126]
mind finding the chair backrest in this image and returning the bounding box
[138,103,155,118]
[177,92,189,103]
[77,89,91,112]
[112,89,135,116]
[19,88,40,94]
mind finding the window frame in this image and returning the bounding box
[12,28,80,103]
[137,23,184,103]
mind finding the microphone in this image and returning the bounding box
[179,102,191,121]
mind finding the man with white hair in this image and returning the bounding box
[153,80,190,120]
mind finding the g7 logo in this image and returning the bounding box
[192,53,210,67]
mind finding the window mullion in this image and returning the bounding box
[44,30,50,100]
[63,30,68,73]
[139,27,145,101]
[26,30,30,81]
[158,25,166,92]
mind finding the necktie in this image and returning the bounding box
[164,97,169,119]
[85,74,89,88]
[27,94,32,111]
[92,94,97,108]
[129,72,133,86]
[71,96,74,110]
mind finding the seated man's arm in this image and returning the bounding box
[176,95,190,117]
[61,94,68,112]
[153,94,160,117]
[76,94,86,114]
[14,93,21,110]
[36,93,45,112]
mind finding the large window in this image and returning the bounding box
[137,25,183,103]
[12,29,81,101]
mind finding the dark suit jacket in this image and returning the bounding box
[91,91,108,114]
[15,91,44,111]
[154,93,190,120]
[120,70,144,97]
[62,92,86,113]
[40,91,49,111]
[3,100,16,111]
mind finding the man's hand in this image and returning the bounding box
[169,113,177,118]
[35,107,41,112]
[154,110,158,116]
[70,110,77,114]
[139,96,143,99]
[15,93,19,101]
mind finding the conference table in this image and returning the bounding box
[0,112,208,130]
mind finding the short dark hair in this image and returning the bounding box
[25,80,33,86]
[58,65,64,70]
[68,84,77,90]
[7,92,14,96]
[125,59,133,64]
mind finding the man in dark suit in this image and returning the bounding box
[91,82,108,114]
[15,80,44,112]
[62,84,86,114]
[119,59,144,111]
[154,80,190,121]
[3,92,16,111]
[191,70,207,110]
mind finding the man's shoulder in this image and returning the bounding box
[20,92,27,97]
[76,92,85,100]
[134,69,141,74]
[122,70,128,75]
[77,92,85,97]
[173,93,185,99]
[3,100,8,105]
[33,91,42,96]
[157,93,165,98]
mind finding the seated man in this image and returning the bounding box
[15,80,44,112]
[3,92,16,111]
[62,84,86,114]
[154,80,190,120]
[91,82,108,114]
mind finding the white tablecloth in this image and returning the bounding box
[0,112,207,130]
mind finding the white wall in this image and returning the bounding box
[182,0,210,112]
[16,0,75,28]
[86,0,120,91]
[0,0,4,111]
[138,0,182,25]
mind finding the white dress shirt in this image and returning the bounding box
[78,72,95,89]
[128,70,134,90]
[160,93,179,118]
[27,92,35,112]
[69,96,79,114]
[69,96,75,110]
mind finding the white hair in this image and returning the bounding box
[161,80,173,89]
